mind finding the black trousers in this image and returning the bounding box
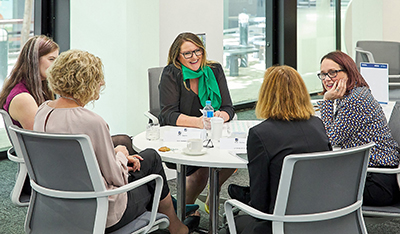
[363,172,400,206]
[105,148,170,233]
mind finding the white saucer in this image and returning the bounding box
[182,148,207,156]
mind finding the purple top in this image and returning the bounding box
[3,81,30,128]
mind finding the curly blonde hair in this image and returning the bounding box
[256,65,314,121]
[46,49,105,105]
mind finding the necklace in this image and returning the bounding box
[60,96,82,106]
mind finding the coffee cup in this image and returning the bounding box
[211,117,224,141]
[187,138,203,153]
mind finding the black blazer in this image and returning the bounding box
[247,116,332,214]
[158,63,234,126]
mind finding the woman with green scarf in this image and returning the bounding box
[159,32,235,213]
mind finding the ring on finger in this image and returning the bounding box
[336,89,339,92]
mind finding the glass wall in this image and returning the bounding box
[223,0,351,105]
[0,0,34,87]
[223,0,266,105]
[297,0,351,95]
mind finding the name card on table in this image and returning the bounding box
[220,137,247,154]
[163,127,206,142]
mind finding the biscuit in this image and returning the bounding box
[158,146,171,152]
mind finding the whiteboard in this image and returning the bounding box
[360,62,389,104]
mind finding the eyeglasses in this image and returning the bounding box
[181,49,203,59]
[317,70,344,80]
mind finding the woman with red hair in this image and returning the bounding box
[317,51,400,206]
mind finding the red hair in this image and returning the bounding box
[320,51,369,95]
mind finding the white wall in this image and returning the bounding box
[158,1,224,66]
[70,0,160,136]
[344,0,400,58]
[382,0,400,42]
[70,0,223,136]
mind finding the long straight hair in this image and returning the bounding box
[0,35,59,108]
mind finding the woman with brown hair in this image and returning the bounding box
[226,65,331,234]
[0,35,59,129]
[0,35,59,197]
[159,32,234,128]
[317,51,400,206]
[159,32,235,213]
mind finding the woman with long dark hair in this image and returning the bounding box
[0,35,59,129]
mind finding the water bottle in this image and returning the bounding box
[204,100,214,118]
[203,100,214,130]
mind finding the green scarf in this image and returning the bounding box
[182,65,222,110]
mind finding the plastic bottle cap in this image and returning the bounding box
[206,100,211,105]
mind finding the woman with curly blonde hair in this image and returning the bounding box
[33,50,195,234]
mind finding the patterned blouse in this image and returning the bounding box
[318,86,399,167]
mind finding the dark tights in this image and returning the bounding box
[111,134,137,155]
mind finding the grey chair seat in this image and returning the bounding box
[110,212,169,234]
[363,202,400,217]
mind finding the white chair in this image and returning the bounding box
[0,109,30,206]
[362,101,400,223]
[224,142,374,234]
[9,125,169,234]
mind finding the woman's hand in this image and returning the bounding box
[114,145,129,157]
[196,115,212,129]
[204,117,211,130]
[324,78,347,100]
[127,155,143,172]
[214,110,229,122]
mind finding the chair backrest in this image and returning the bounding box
[148,67,164,118]
[355,41,400,75]
[0,109,24,157]
[0,109,17,148]
[9,126,108,234]
[273,142,373,233]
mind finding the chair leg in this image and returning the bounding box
[10,164,29,206]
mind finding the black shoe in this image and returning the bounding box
[228,184,251,204]
[183,215,200,233]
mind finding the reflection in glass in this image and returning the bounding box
[297,0,350,95]
[223,0,266,105]
[0,0,34,88]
